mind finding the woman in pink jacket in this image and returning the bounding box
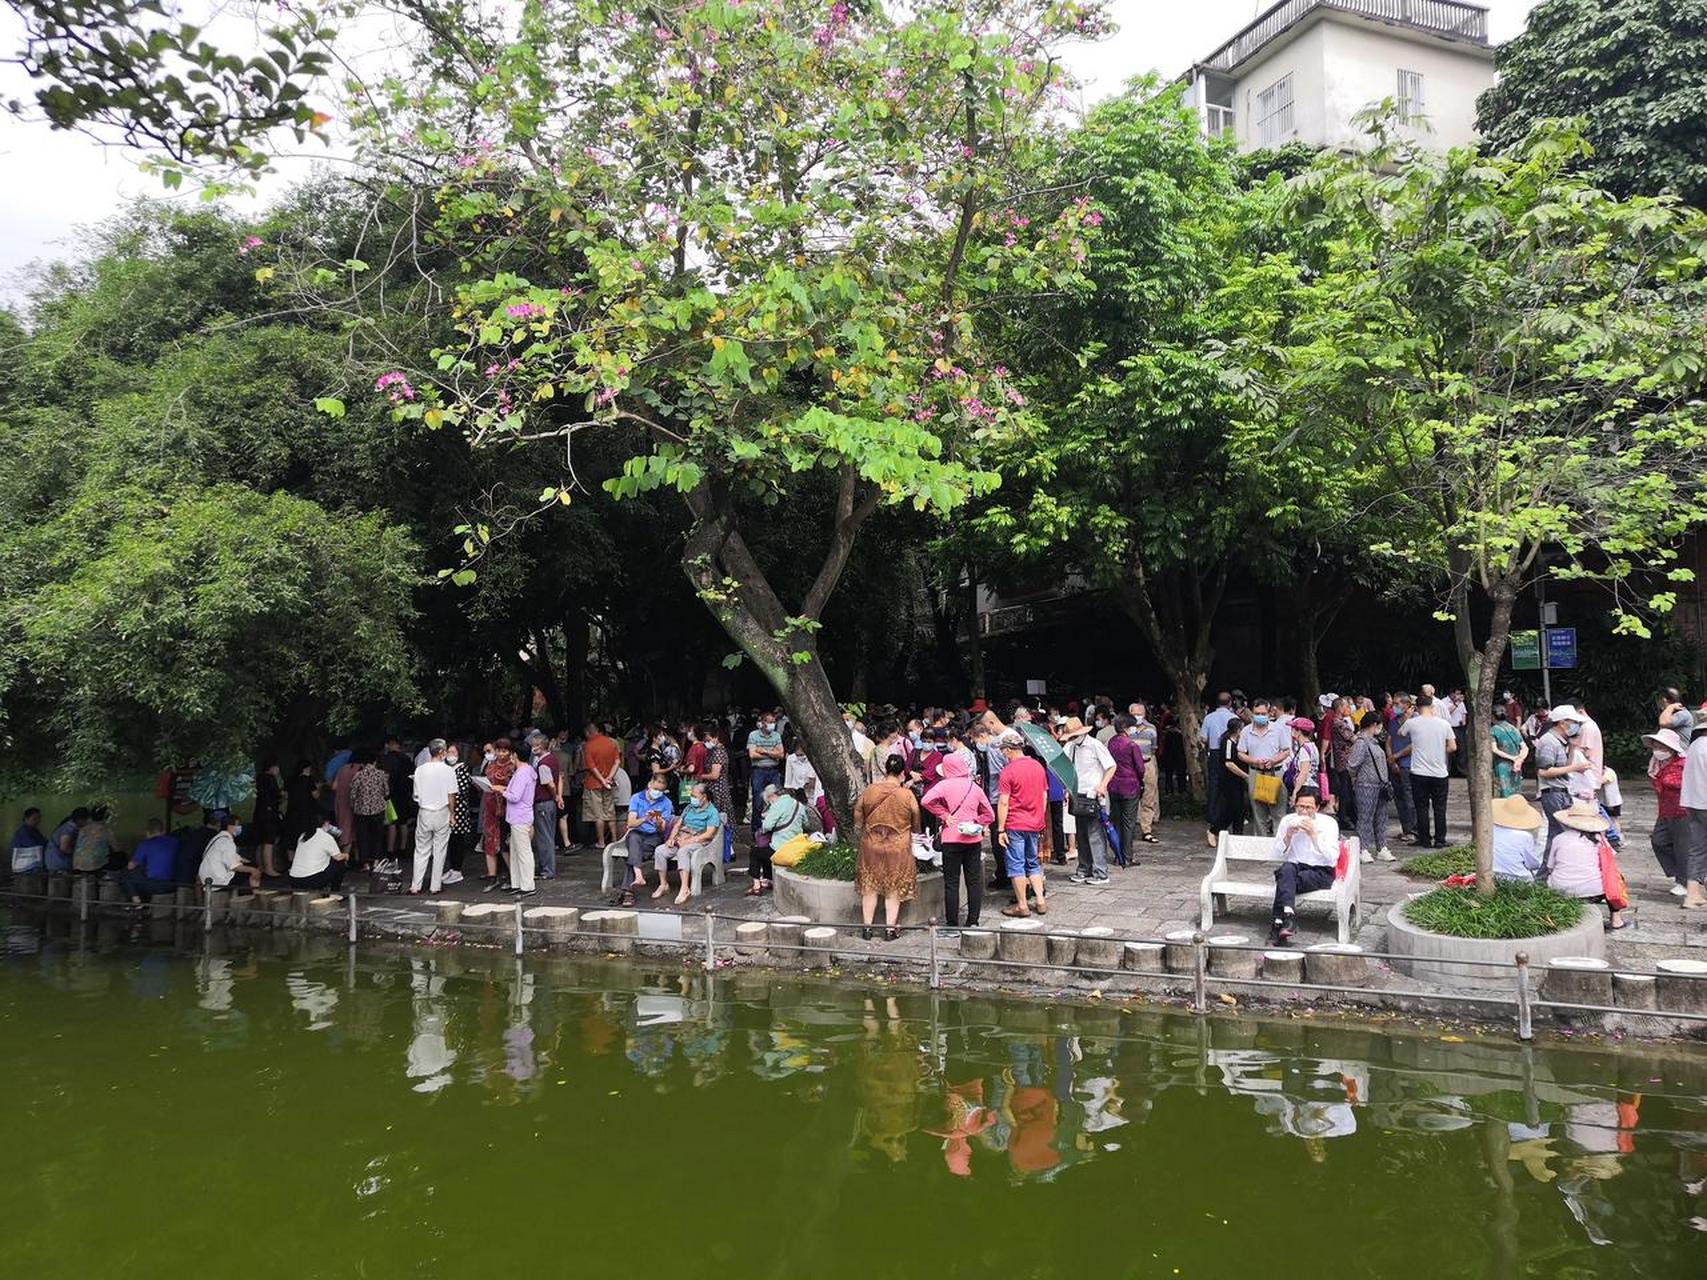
[923,753,995,929]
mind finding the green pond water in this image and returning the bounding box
[2,910,1704,1279]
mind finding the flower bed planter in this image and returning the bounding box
[772,865,945,926]
[1386,896,1605,992]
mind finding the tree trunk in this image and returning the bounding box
[964,567,986,701]
[1114,556,1225,804]
[680,481,869,833]
[1448,553,1520,895]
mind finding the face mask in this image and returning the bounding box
[484,751,495,763]
[1566,724,1580,739]
[325,824,342,838]
[1126,727,1139,738]
[1253,715,1270,727]
[909,731,922,747]
[646,787,663,799]
[231,824,244,838]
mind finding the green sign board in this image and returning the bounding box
[1510,630,1540,670]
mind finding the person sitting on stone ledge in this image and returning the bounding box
[1270,788,1339,946]
[199,813,261,894]
[1490,795,1543,883]
[288,817,350,893]
[121,818,182,904]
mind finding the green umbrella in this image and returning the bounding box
[1014,720,1077,793]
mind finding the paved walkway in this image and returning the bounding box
[370,782,1704,969]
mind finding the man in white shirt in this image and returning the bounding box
[289,817,349,891]
[1061,718,1115,886]
[1681,711,1707,908]
[1269,789,1338,944]
[1236,702,1292,837]
[199,814,261,891]
[1400,696,1456,847]
[411,738,458,894]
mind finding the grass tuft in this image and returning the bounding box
[1403,881,1585,940]
[1400,845,1476,879]
[792,843,857,881]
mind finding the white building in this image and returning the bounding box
[1181,0,1495,153]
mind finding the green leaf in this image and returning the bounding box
[313,397,345,418]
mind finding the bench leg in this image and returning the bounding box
[600,854,615,893]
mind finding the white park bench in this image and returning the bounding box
[600,811,728,899]
[1198,833,1362,944]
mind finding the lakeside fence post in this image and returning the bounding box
[1515,951,1533,1041]
[202,891,211,933]
[1191,930,1208,1014]
[703,910,716,971]
[928,922,940,990]
[513,901,525,956]
[347,893,358,944]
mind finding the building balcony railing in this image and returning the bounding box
[1201,0,1488,74]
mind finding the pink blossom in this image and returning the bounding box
[594,387,619,406]
[505,302,547,320]
[374,371,417,402]
[236,235,264,256]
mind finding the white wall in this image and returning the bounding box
[1317,18,1495,151]
[1232,22,1327,151]
[1226,15,1495,154]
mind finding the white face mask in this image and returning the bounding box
[646,787,663,799]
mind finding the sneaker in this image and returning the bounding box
[513,887,538,898]
[1069,871,1089,884]
[482,878,510,894]
[1087,874,1110,888]
[1376,847,1396,862]
[1670,883,1688,897]
[1359,849,1374,864]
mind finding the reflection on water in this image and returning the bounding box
[2,907,1705,1278]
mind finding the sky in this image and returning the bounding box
[0,0,1540,300]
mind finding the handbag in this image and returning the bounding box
[1596,836,1629,911]
[1068,792,1101,821]
[1251,771,1282,807]
[383,799,398,825]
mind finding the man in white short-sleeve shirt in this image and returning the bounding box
[1400,697,1456,848]
[1269,789,1339,945]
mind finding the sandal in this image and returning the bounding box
[1033,899,1047,915]
[744,883,763,898]
[1141,834,1160,844]
[618,893,634,908]
[1002,905,1031,918]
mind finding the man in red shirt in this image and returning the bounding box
[996,731,1049,917]
[581,722,623,850]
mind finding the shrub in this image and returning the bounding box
[1403,881,1586,939]
[792,843,856,881]
[1400,845,1475,879]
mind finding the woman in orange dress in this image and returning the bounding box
[854,753,921,941]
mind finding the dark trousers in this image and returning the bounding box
[624,828,663,884]
[1392,770,1416,837]
[748,836,773,884]
[1540,788,1572,849]
[1650,814,1688,885]
[354,813,385,865]
[1412,774,1450,846]
[1108,793,1139,866]
[940,840,983,927]
[1048,799,1066,865]
[290,862,347,892]
[122,872,176,901]
[749,767,780,833]
[1272,863,1335,925]
[1204,749,1219,824]
[1332,769,1356,825]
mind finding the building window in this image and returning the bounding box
[1397,69,1425,125]
[1256,73,1294,147]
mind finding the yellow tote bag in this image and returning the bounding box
[1251,772,1282,807]
[770,833,816,866]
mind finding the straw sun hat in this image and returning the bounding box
[1490,795,1541,832]
[1555,800,1610,834]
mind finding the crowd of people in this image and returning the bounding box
[9,683,1706,947]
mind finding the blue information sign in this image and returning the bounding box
[1545,627,1577,669]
